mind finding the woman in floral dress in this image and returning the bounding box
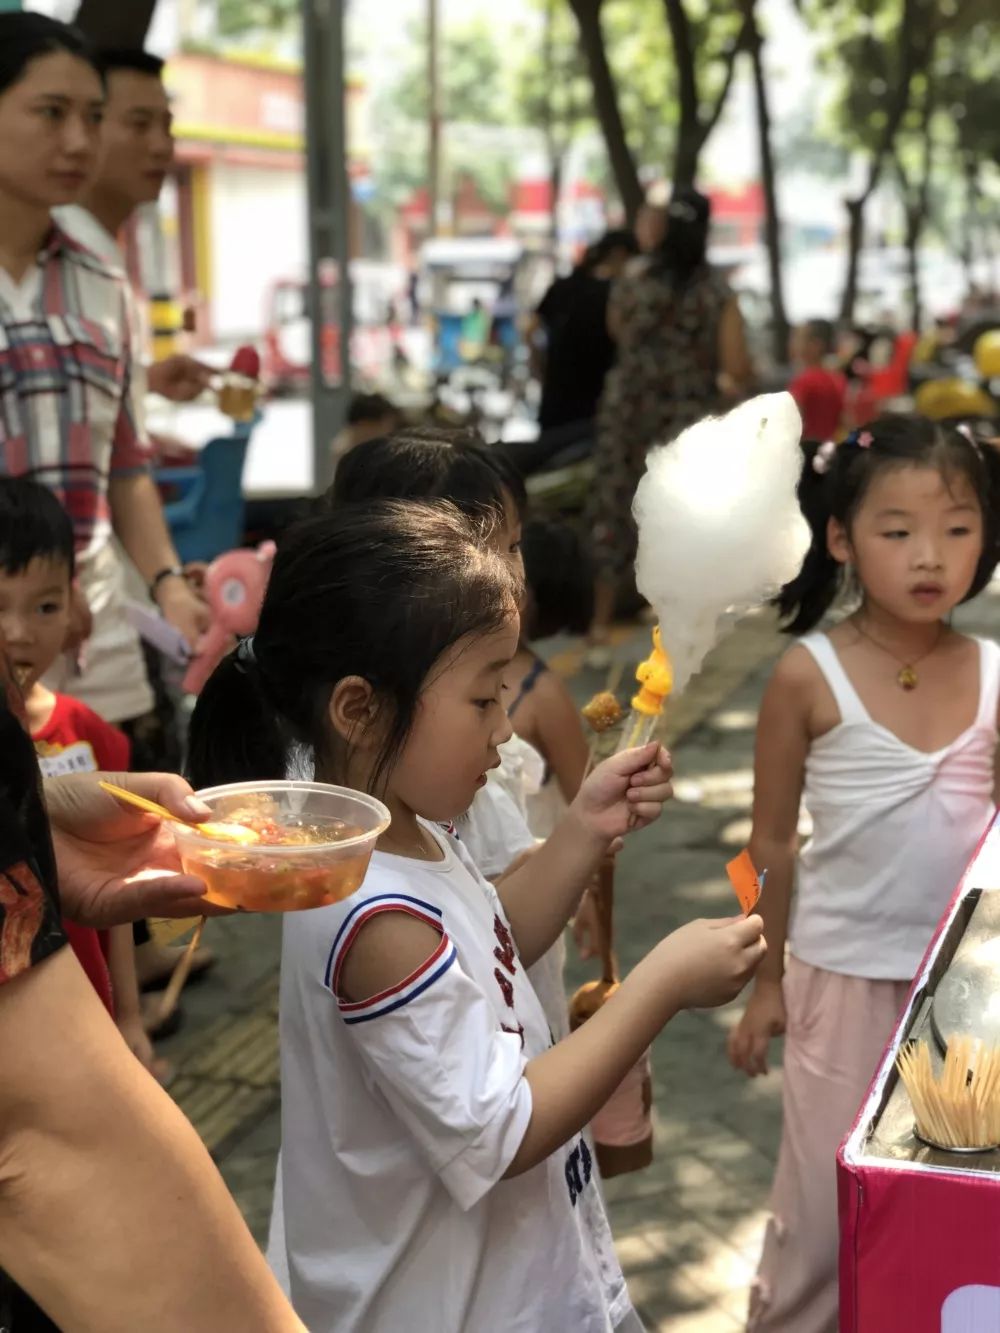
[586,188,753,657]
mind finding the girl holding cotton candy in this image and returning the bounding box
[727,417,1000,1333]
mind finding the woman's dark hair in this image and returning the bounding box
[325,423,527,520]
[346,390,399,426]
[95,48,165,81]
[0,477,75,579]
[186,501,520,792]
[0,13,100,99]
[521,518,593,639]
[775,417,1000,635]
[649,186,710,289]
[580,228,639,275]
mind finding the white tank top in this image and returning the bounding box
[790,633,1000,981]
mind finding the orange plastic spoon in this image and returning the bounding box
[98,781,261,845]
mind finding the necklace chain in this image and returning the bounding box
[850,617,945,691]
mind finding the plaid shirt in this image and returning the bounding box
[0,224,151,557]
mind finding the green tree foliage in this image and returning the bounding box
[390,19,509,128]
[369,20,518,220]
[215,0,298,39]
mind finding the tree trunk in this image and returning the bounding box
[548,150,565,245]
[744,7,788,364]
[963,155,979,298]
[661,0,700,189]
[569,0,643,223]
[838,0,926,324]
[672,136,700,192]
[904,204,922,331]
[840,197,865,325]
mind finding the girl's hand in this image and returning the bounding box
[662,915,767,1010]
[727,976,786,1077]
[573,743,673,845]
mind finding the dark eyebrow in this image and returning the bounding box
[32,92,105,109]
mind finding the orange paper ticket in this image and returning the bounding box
[726,850,764,916]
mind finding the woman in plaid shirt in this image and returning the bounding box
[0,13,208,748]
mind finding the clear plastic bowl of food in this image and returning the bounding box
[173,781,390,913]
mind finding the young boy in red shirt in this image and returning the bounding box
[788,318,846,441]
[0,478,160,1076]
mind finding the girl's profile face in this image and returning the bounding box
[828,463,983,621]
[0,52,103,209]
[388,614,519,823]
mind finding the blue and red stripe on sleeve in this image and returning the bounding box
[325,893,457,1025]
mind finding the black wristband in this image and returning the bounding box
[149,565,184,600]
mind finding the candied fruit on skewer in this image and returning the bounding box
[582,691,624,733]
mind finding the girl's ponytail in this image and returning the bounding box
[772,440,842,635]
[186,650,289,790]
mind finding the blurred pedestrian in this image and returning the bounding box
[0,15,208,750]
[57,47,215,413]
[787,319,846,441]
[586,187,752,662]
[532,229,638,435]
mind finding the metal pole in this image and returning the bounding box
[427,0,441,237]
[301,0,352,497]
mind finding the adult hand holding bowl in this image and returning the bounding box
[171,781,391,913]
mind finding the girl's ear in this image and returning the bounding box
[827,515,852,566]
[328,675,379,749]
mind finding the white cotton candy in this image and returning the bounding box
[633,392,809,695]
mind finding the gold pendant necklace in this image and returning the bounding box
[851,619,944,691]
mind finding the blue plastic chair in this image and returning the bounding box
[156,421,253,564]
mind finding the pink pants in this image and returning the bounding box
[748,956,910,1333]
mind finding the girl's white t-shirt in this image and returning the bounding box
[791,633,1000,980]
[269,823,636,1333]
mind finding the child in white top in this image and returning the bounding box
[188,500,766,1332]
[324,425,585,1038]
[727,419,1000,1333]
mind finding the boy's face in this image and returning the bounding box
[0,557,71,691]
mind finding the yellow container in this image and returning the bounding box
[973,330,1000,379]
[914,378,995,421]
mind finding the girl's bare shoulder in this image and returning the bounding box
[763,641,836,738]
[767,641,824,698]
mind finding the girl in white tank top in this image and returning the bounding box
[726,418,1000,1333]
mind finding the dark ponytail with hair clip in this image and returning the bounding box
[775,417,1000,636]
[773,439,845,634]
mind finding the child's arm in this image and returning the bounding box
[339,906,765,1183]
[495,743,672,968]
[530,672,590,803]
[107,925,156,1073]
[727,648,812,1078]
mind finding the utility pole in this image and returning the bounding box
[427,0,442,237]
[302,0,352,496]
